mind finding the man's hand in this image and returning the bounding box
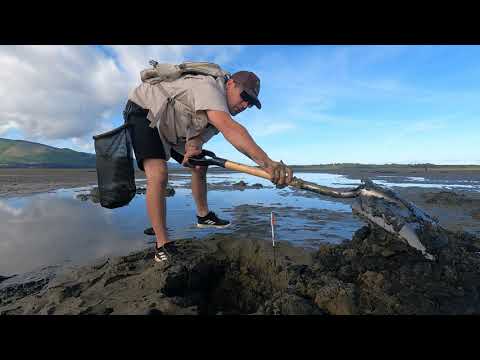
[181,137,203,167]
[264,160,294,188]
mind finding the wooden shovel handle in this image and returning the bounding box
[223,160,272,180]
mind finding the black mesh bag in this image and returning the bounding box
[92,124,136,209]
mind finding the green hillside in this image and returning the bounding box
[0,138,96,168]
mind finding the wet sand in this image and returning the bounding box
[0,168,183,198]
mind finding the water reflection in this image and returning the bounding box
[0,194,149,275]
[0,176,363,275]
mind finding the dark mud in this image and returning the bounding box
[392,187,480,236]
[2,224,480,315]
[422,190,480,206]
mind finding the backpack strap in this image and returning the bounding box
[148,82,195,129]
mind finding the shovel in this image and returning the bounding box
[185,150,362,197]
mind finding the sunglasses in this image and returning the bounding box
[240,91,255,108]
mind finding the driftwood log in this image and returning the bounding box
[290,177,447,260]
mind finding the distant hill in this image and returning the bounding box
[0,138,192,169]
[0,138,96,168]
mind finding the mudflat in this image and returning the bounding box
[0,168,101,198]
[290,164,480,182]
[0,167,212,197]
[1,165,480,198]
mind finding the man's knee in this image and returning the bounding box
[144,159,168,186]
[191,165,208,177]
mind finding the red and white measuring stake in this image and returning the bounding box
[271,211,277,267]
[270,211,276,247]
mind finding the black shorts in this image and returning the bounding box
[123,100,183,171]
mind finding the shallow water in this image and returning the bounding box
[373,175,480,191]
[0,171,478,275]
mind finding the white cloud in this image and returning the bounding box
[0,45,128,142]
[0,119,18,135]
[105,45,192,85]
[0,45,246,153]
[0,201,23,217]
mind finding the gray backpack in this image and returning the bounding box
[140,60,231,85]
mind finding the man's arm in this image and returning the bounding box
[206,110,294,187]
[206,110,271,168]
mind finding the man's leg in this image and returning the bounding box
[191,165,231,228]
[143,158,170,248]
[191,165,209,217]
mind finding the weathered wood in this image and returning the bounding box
[290,177,362,198]
[288,177,447,260]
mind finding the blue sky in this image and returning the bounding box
[1,45,479,165]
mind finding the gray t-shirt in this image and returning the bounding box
[128,74,229,160]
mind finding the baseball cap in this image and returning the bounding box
[230,71,262,109]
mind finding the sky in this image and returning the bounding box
[0,45,479,165]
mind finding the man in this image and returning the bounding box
[123,67,293,263]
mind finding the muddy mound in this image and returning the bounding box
[2,226,480,315]
[304,226,480,314]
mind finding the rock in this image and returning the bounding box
[232,181,248,188]
[90,187,100,202]
[135,187,146,195]
[381,249,396,257]
[231,181,263,189]
[134,186,175,197]
[164,187,175,197]
[76,187,101,203]
[0,275,15,284]
[76,185,175,203]
[76,194,90,201]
